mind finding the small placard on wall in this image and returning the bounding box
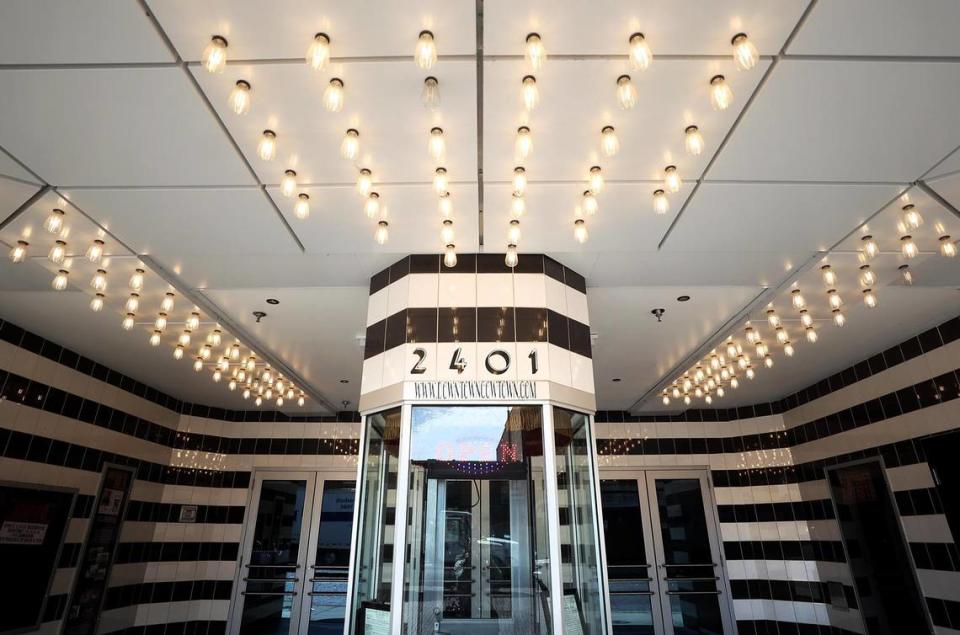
[178,505,198,523]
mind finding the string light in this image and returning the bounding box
[444,244,457,268]
[187,311,200,330]
[832,309,846,327]
[859,265,876,287]
[43,208,65,234]
[323,78,344,112]
[511,193,526,217]
[821,264,837,286]
[229,80,251,115]
[652,189,669,214]
[508,220,521,245]
[364,192,380,219]
[899,264,913,284]
[357,169,373,197]
[90,294,104,312]
[174,345,184,360]
[709,75,733,111]
[150,330,161,346]
[422,76,440,110]
[428,127,446,161]
[441,219,455,244]
[201,36,228,73]
[90,269,107,292]
[574,219,588,244]
[85,239,105,264]
[52,269,68,291]
[125,293,140,313]
[684,125,704,155]
[900,235,917,258]
[589,166,604,194]
[806,327,818,343]
[513,167,527,196]
[902,204,922,229]
[122,313,135,331]
[790,288,805,310]
[415,30,437,70]
[616,75,637,109]
[130,268,145,291]
[862,288,878,308]
[731,33,759,70]
[257,130,277,161]
[525,33,546,70]
[438,192,453,217]
[179,330,192,347]
[433,167,449,194]
[505,244,519,268]
[521,75,539,111]
[827,289,842,310]
[940,235,957,257]
[279,170,297,198]
[601,126,619,157]
[629,33,652,70]
[375,220,389,245]
[582,190,598,215]
[306,33,331,71]
[294,193,310,220]
[861,235,879,259]
[341,129,360,160]
[48,240,66,265]
[9,240,27,263]
[515,126,533,160]
[664,165,681,193]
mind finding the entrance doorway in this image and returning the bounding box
[599,470,735,635]
[230,471,357,635]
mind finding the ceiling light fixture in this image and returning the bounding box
[940,235,957,258]
[805,327,818,343]
[306,33,331,71]
[652,189,669,214]
[582,190,598,215]
[588,166,604,194]
[766,308,780,328]
[341,129,360,160]
[684,125,704,155]
[790,288,805,310]
[428,127,446,161]
[827,289,842,310]
[861,235,879,259]
[731,33,759,70]
[257,130,277,161]
[800,309,813,328]
[280,170,297,198]
[179,330,192,347]
[902,204,922,229]
[187,311,200,330]
[629,33,652,70]
[150,330,161,346]
[525,33,546,70]
[820,264,837,286]
[43,208,65,234]
[862,288,878,308]
[512,167,527,196]
[832,308,846,327]
[416,30,437,70]
[357,169,373,197]
[709,75,733,111]
[375,220,389,245]
[505,244,519,268]
[515,126,533,161]
[294,193,310,220]
[90,293,105,312]
[155,313,167,331]
[511,192,526,217]
[48,240,66,265]
[508,219,521,244]
[122,313,135,331]
[422,76,440,110]
[438,192,453,217]
[193,357,203,372]
[600,126,619,157]
[86,239,105,264]
[521,75,539,112]
[664,165,681,193]
[899,264,913,284]
[444,244,457,268]
[364,192,380,219]
[616,75,637,109]
[125,293,140,313]
[52,269,68,291]
[900,235,917,258]
[323,78,344,112]
[201,35,228,73]
[229,80,251,115]
[858,264,876,287]
[90,269,107,292]
[574,218,588,244]
[433,167,448,194]
[441,219,455,244]
[8,240,27,263]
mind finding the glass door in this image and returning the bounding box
[231,472,357,635]
[600,470,734,635]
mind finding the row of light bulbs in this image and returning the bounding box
[8,205,307,409]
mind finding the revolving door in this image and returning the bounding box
[345,404,610,635]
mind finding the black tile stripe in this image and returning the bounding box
[730,579,858,608]
[102,580,232,610]
[125,500,245,524]
[725,540,846,563]
[113,542,240,565]
[911,541,960,572]
[894,487,944,516]
[736,620,862,635]
[100,621,227,635]
[717,499,836,524]
[926,596,960,630]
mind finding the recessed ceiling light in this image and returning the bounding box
[339,379,350,384]
[612,378,622,383]
[266,298,279,305]
[677,295,690,302]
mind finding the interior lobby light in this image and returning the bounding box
[86,239,105,263]
[512,167,527,196]
[861,234,879,259]
[48,240,66,265]
[574,218,588,244]
[122,313,135,331]
[511,193,526,216]
[832,308,846,327]
[709,75,733,111]
[800,309,813,328]
[280,170,297,198]
[821,264,837,286]
[652,189,669,214]
[525,33,546,70]
[161,292,175,313]
[940,235,957,257]
[257,130,277,161]
[766,308,780,328]
[51,269,68,291]
[601,126,619,157]
[43,208,65,234]
[229,80,251,115]
[900,235,917,258]
[444,244,457,268]
[827,289,842,310]
[416,30,437,70]
[616,75,637,109]
[341,129,360,160]
[9,240,28,263]
[429,127,446,162]
[731,33,759,70]
[200,344,212,360]
[508,219,521,244]
[433,167,448,194]
[323,78,345,112]
[438,192,452,217]
[173,345,184,360]
[629,33,652,71]
[294,193,310,220]
[790,288,805,309]
[306,33,331,71]
[589,166,604,194]
[90,293,104,312]
[179,330,192,347]
[193,357,203,372]
[213,369,222,382]
[357,169,373,197]
[201,36,228,73]
[364,192,380,218]
[684,125,704,155]
[859,265,876,287]
[863,288,878,308]
[90,269,107,292]
[441,219,455,244]
[806,327,818,343]
[902,204,923,229]
[664,165,681,193]
[187,311,200,330]
[375,220,389,245]
[422,76,440,110]
[154,313,167,331]
[899,264,913,284]
[582,190,598,215]
[125,293,140,313]
[129,268,145,291]
[783,341,794,357]
[515,126,533,161]
[522,75,539,111]
[505,244,519,268]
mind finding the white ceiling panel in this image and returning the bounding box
[924,173,960,222]
[588,285,760,410]
[193,59,477,185]
[0,149,41,184]
[201,286,369,409]
[925,147,960,181]
[483,58,768,182]
[0,0,173,64]
[148,0,476,59]
[709,60,960,183]
[0,177,42,226]
[0,68,254,187]
[270,183,480,254]
[664,182,903,254]
[483,0,807,56]
[788,0,960,56]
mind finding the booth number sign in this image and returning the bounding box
[410,347,540,376]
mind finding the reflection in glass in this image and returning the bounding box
[600,480,654,634]
[307,481,356,635]
[402,406,552,634]
[239,480,307,635]
[554,407,606,634]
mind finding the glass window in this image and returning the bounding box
[553,407,606,635]
[307,480,356,635]
[401,405,552,635]
[349,408,401,633]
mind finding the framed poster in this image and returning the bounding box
[0,482,76,635]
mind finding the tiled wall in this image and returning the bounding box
[0,319,360,635]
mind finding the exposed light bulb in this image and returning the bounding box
[86,239,105,264]
[784,341,795,357]
[200,344,212,360]
[862,288,878,308]
[179,330,192,347]
[940,235,957,258]
[280,170,297,198]
[745,326,758,343]
[902,204,922,229]
[90,294,104,312]
[187,311,200,330]
[375,220,389,245]
[51,269,68,291]
[765,309,779,328]
[574,219,588,244]
[294,193,310,220]
[859,265,876,287]
[201,35,228,73]
[589,166,604,194]
[213,369,222,383]
[228,379,237,391]
[755,341,767,357]
[357,169,373,197]
[155,313,168,331]
[513,167,527,196]
[255,396,263,407]
[125,293,140,313]
[521,75,539,111]
[731,377,740,389]
[444,244,457,268]
[616,75,637,109]
[684,125,704,156]
[861,234,879,259]
[652,189,669,215]
[229,80,251,115]
[684,395,692,405]
[508,219,521,245]
[158,293,174,314]
[44,208,65,234]
[800,310,813,328]
[662,394,670,406]
[525,33,546,70]
[827,289,842,310]
[515,126,532,161]
[428,127,446,161]
[231,343,241,360]
[775,326,788,344]
[150,330,161,346]
[441,219,455,244]
[130,268,145,291]
[746,367,755,380]
[806,327,818,343]
[48,240,66,265]
[821,264,837,287]
[174,345,184,360]
[505,244,519,268]
[709,75,733,111]
[305,33,330,71]
[790,288,805,310]
[323,78,344,112]
[433,167,449,194]
[258,130,277,161]
[193,357,203,372]
[731,33,759,70]
[122,313,135,331]
[629,32,652,71]
[364,192,380,219]
[600,126,619,157]
[664,165,681,193]
[422,76,440,110]
[9,240,28,263]
[899,264,913,284]
[246,356,256,372]
[764,355,774,368]
[341,129,360,160]
[900,235,917,258]
[90,269,107,292]
[582,190,598,216]
[511,193,526,217]
[438,192,453,217]
[415,30,437,70]
[832,309,846,327]
[672,386,681,399]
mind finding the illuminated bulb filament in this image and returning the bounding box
[44,208,65,234]
[731,33,759,70]
[9,240,28,263]
[709,75,733,111]
[664,165,681,193]
[582,190,598,216]
[52,270,68,291]
[521,75,539,111]
[508,219,521,245]
[433,167,448,194]
[357,169,373,197]
[341,129,360,160]
[201,36,228,73]
[428,127,446,161]
[415,30,437,70]
[280,170,297,198]
[513,167,527,196]
[306,33,330,71]
[629,33,652,71]
[258,130,277,161]
[574,219,588,244]
[444,244,457,268]
[86,239,105,263]
[515,126,532,160]
[589,166,604,194]
[684,125,704,156]
[294,193,310,220]
[900,235,917,258]
[48,241,66,265]
[422,76,440,110]
[364,192,380,219]
[525,33,546,71]
[323,78,344,112]
[616,75,637,109]
[505,244,519,268]
[375,221,389,245]
[652,189,669,215]
[601,126,619,157]
[940,235,957,258]
[229,80,251,115]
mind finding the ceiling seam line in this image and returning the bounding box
[0,185,51,232]
[916,180,960,222]
[917,141,960,181]
[655,0,820,251]
[475,0,485,249]
[0,143,48,186]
